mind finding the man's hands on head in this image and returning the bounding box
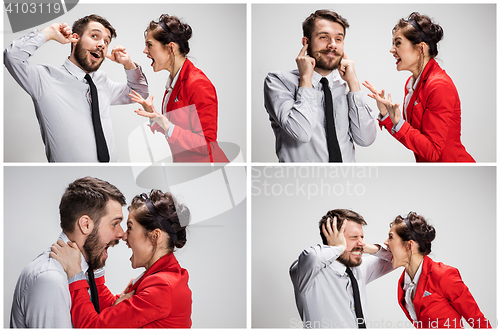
[42,23,77,44]
[322,216,347,251]
[296,43,315,88]
[106,45,136,70]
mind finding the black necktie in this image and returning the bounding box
[85,74,110,162]
[87,267,100,313]
[345,267,366,328]
[319,77,342,162]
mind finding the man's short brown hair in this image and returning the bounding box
[302,9,350,41]
[59,176,126,233]
[318,209,367,245]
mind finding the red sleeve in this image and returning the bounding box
[69,275,172,328]
[392,78,455,161]
[168,77,218,157]
[95,276,120,311]
[440,268,491,328]
[377,114,394,132]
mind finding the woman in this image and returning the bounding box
[129,14,228,163]
[50,190,192,328]
[363,12,474,162]
[384,212,490,328]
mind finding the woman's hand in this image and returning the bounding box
[362,81,402,125]
[322,216,347,250]
[129,90,171,132]
[49,240,83,279]
[114,278,136,306]
[363,243,381,255]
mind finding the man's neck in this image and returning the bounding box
[314,67,333,77]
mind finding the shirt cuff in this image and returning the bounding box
[165,123,175,139]
[68,270,86,285]
[391,118,406,134]
[125,64,147,81]
[378,113,389,121]
[373,246,393,262]
[94,267,105,279]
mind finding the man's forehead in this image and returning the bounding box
[313,18,345,35]
[343,219,363,235]
[85,21,112,39]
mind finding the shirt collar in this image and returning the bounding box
[59,231,89,272]
[330,259,353,277]
[62,58,90,82]
[312,69,344,89]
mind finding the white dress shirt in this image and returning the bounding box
[10,232,96,328]
[403,259,424,321]
[290,244,394,328]
[4,30,149,162]
[264,69,377,162]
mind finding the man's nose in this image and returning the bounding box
[116,225,124,239]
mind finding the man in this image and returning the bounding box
[264,10,376,162]
[289,209,393,328]
[4,14,149,162]
[10,176,127,328]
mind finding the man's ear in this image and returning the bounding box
[77,215,94,236]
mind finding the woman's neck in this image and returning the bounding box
[411,57,430,81]
[405,254,424,281]
[169,55,187,81]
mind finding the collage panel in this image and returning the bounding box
[4,3,246,163]
[252,4,495,162]
[4,165,246,328]
[252,166,496,328]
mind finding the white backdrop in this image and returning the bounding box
[3,4,246,162]
[252,4,496,162]
[4,165,246,328]
[252,166,496,328]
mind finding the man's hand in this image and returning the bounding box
[322,216,347,250]
[363,243,381,255]
[296,43,315,88]
[106,45,136,70]
[41,23,78,44]
[339,54,360,92]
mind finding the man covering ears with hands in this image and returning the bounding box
[290,209,394,328]
[4,15,149,162]
[264,10,376,162]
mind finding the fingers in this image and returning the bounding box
[343,53,349,60]
[298,43,308,57]
[339,220,347,235]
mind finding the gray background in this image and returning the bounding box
[252,166,496,328]
[4,165,246,328]
[252,4,496,162]
[3,4,246,162]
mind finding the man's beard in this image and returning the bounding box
[309,46,343,71]
[83,225,119,270]
[337,247,363,267]
[73,40,104,73]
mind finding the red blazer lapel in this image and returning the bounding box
[404,59,438,127]
[412,255,432,320]
[166,59,193,114]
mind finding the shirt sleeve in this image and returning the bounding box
[441,268,491,328]
[289,244,344,294]
[69,274,173,328]
[264,72,320,143]
[362,246,395,284]
[167,76,218,156]
[109,65,149,105]
[346,91,377,146]
[4,30,47,99]
[23,269,73,328]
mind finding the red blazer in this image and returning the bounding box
[379,59,474,162]
[69,253,192,328]
[397,256,490,328]
[154,59,228,163]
